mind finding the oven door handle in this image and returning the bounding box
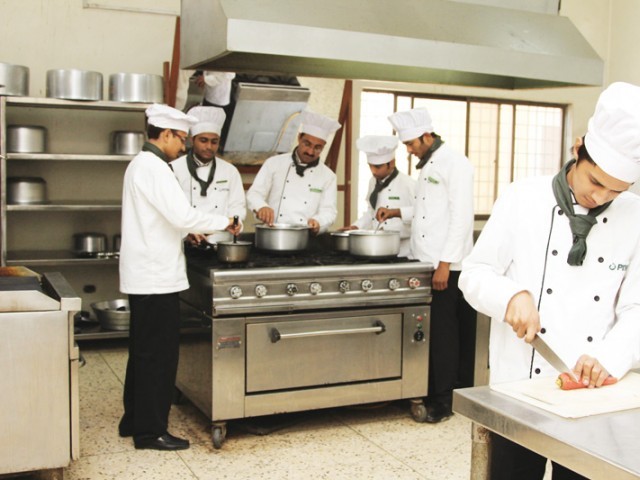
[270,320,386,343]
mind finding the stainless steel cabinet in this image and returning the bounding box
[0,96,149,339]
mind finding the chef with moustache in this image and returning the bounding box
[246,109,340,235]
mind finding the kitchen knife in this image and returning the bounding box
[531,335,579,382]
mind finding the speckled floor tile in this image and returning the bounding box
[79,384,123,420]
[78,410,131,457]
[99,347,128,383]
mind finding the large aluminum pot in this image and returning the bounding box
[7,177,47,204]
[111,131,144,155]
[216,240,252,263]
[91,299,130,331]
[255,224,310,252]
[46,69,103,101]
[348,230,400,258]
[7,125,47,153]
[330,231,350,252]
[0,62,29,96]
[73,232,107,256]
[109,73,164,103]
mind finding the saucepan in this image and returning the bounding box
[0,62,29,96]
[330,231,350,252]
[111,131,145,155]
[109,73,164,103]
[7,177,47,204]
[46,69,103,101]
[348,230,400,258]
[7,125,47,153]
[255,224,310,252]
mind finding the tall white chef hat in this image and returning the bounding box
[357,135,399,165]
[299,109,341,142]
[188,106,226,137]
[146,103,198,133]
[387,107,434,142]
[585,82,640,183]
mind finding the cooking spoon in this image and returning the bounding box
[233,215,239,243]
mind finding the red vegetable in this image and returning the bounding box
[556,372,618,390]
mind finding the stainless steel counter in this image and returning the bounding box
[453,386,640,479]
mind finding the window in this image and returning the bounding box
[359,91,565,216]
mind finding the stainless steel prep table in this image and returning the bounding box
[453,386,640,480]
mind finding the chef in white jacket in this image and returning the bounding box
[170,106,246,243]
[387,108,476,424]
[119,104,240,452]
[460,82,640,480]
[246,109,340,235]
[340,135,415,257]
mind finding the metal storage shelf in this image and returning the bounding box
[6,250,119,267]
[6,153,134,162]
[7,201,122,211]
[6,96,151,112]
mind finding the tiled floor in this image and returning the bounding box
[57,340,474,480]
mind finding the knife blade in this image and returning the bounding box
[531,335,579,382]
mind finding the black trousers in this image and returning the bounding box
[491,434,588,480]
[428,270,477,403]
[120,292,181,442]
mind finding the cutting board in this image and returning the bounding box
[491,372,640,418]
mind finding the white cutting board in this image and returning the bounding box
[491,372,640,418]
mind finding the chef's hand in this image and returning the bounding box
[573,355,612,388]
[505,291,540,343]
[339,225,358,232]
[307,218,320,235]
[256,207,275,226]
[225,218,242,236]
[186,233,206,246]
[432,262,450,291]
[376,207,400,223]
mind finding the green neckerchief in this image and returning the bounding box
[551,159,612,266]
[186,150,216,196]
[292,149,319,177]
[416,134,444,170]
[141,142,170,164]
[369,167,399,209]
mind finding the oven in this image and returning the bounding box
[176,238,433,448]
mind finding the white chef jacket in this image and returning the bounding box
[170,155,246,221]
[353,171,416,257]
[120,150,230,295]
[246,152,337,233]
[407,144,474,269]
[460,175,640,384]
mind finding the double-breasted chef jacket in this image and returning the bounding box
[354,171,416,257]
[408,144,474,269]
[120,150,230,295]
[460,175,640,384]
[246,152,338,233]
[170,155,246,221]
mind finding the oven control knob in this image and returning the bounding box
[388,278,401,290]
[338,280,351,293]
[286,283,298,296]
[414,330,425,342]
[229,285,243,299]
[309,282,322,295]
[408,277,421,289]
[361,279,373,292]
[255,284,268,298]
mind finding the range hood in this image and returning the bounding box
[180,0,604,90]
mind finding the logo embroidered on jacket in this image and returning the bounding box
[609,263,628,271]
[215,179,228,184]
[388,196,400,200]
[427,176,439,184]
[310,187,323,193]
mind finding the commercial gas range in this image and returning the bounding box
[176,237,433,449]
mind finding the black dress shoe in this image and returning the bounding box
[135,434,190,451]
[425,402,453,424]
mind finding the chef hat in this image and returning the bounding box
[585,82,640,183]
[299,109,341,142]
[357,135,398,165]
[145,103,198,133]
[388,107,434,142]
[188,106,226,137]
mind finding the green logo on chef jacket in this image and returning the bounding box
[427,176,439,184]
[389,196,400,200]
[310,187,323,193]
[609,263,628,271]
[215,179,228,184]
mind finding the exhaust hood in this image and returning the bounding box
[180,0,603,90]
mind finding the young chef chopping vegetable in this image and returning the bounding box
[340,135,415,257]
[170,106,246,244]
[246,109,340,235]
[459,82,640,480]
[118,104,240,451]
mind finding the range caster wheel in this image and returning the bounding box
[410,401,428,423]
[212,424,227,449]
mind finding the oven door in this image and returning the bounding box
[246,312,402,392]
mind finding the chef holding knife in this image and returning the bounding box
[460,82,640,480]
[246,109,340,235]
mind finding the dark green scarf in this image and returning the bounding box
[292,150,319,177]
[416,134,444,170]
[551,159,612,266]
[369,167,399,209]
[186,150,216,196]
[142,142,170,164]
